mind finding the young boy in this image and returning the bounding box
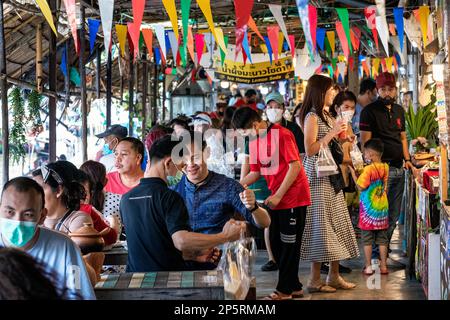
[349,139,389,275]
[232,107,311,300]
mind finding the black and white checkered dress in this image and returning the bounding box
[300,112,359,262]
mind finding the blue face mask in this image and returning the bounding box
[167,169,183,186]
[0,218,37,247]
[103,143,113,156]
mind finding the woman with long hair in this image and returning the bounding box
[298,75,359,293]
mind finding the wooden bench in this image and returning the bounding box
[95,270,225,300]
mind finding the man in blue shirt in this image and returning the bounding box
[172,131,270,235]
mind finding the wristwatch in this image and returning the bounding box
[249,202,259,212]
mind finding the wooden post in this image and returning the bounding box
[36,23,43,93]
[106,50,112,127]
[96,47,101,98]
[0,0,9,184]
[142,48,148,140]
[79,5,87,162]
[128,57,134,136]
[48,0,57,162]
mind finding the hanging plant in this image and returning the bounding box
[9,86,27,165]
[27,90,43,136]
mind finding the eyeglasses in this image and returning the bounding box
[41,165,64,185]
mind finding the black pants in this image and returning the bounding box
[269,206,307,294]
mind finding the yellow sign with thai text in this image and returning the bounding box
[215,57,294,84]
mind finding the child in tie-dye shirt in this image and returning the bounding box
[349,139,389,275]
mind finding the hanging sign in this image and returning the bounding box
[215,56,294,84]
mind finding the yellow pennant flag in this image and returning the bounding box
[214,28,227,55]
[162,0,179,40]
[187,26,195,62]
[278,32,284,53]
[418,5,430,47]
[326,31,335,55]
[36,0,57,35]
[338,55,346,63]
[372,58,381,76]
[385,57,393,72]
[196,0,226,52]
[260,44,268,54]
[115,24,128,57]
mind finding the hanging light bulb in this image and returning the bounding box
[220,81,230,89]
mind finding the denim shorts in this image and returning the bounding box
[361,229,389,245]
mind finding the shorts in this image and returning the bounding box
[361,229,388,246]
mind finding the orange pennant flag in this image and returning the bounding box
[142,29,154,59]
[115,24,128,57]
[187,26,195,62]
[389,24,397,36]
[362,60,370,77]
[248,16,264,41]
[393,56,398,71]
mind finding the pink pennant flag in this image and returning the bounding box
[336,22,350,57]
[308,5,317,52]
[288,35,295,57]
[127,22,141,60]
[63,0,79,55]
[130,0,146,59]
[195,33,205,65]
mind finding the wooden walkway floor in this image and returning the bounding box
[253,226,426,300]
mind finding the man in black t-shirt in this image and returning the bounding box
[359,72,415,258]
[120,135,245,272]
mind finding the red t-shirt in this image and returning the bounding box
[79,204,118,246]
[234,99,257,111]
[249,123,311,210]
[105,171,135,195]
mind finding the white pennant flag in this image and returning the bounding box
[337,62,346,78]
[389,35,407,65]
[155,25,167,60]
[295,46,321,80]
[204,33,214,54]
[99,0,114,54]
[269,4,291,50]
[376,16,390,56]
[168,31,179,61]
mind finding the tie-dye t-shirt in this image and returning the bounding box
[356,163,389,231]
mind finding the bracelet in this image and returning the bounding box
[405,159,411,162]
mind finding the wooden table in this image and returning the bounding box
[95,270,225,300]
[103,246,128,266]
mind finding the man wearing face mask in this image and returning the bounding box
[265,91,305,155]
[120,135,246,272]
[96,124,128,173]
[0,177,95,299]
[210,101,227,120]
[352,79,377,143]
[359,72,415,263]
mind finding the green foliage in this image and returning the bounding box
[405,103,438,144]
[27,90,43,134]
[9,86,26,164]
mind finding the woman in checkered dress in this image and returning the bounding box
[297,75,359,293]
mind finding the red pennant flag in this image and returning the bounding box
[362,60,370,76]
[195,33,205,65]
[288,35,295,57]
[142,29,154,59]
[336,22,350,57]
[381,58,387,72]
[371,28,379,50]
[349,56,354,71]
[350,26,361,51]
[308,5,317,52]
[242,49,248,66]
[127,22,141,60]
[127,30,134,59]
[234,0,254,29]
[267,26,280,61]
[130,0,146,59]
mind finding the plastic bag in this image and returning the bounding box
[350,142,364,174]
[218,232,256,300]
[316,144,339,177]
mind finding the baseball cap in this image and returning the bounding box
[41,161,80,185]
[95,124,128,139]
[376,72,396,89]
[189,113,212,126]
[265,91,284,105]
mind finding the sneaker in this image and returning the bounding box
[261,260,278,271]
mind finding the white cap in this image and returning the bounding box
[189,113,212,126]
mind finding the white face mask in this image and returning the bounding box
[341,110,355,122]
[266,108,283,124]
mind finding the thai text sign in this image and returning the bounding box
[215,57,294,84]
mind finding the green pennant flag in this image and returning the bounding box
[70,67,81,86]
[181,0,191,51]
[139,32,145,54]
[324,37,331,58]
[180,44,187,67]
[327,65,334,78]
[331,57,338,72]
[336,8,353,54]
[220,36,229,66]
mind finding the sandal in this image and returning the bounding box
[326,276,356,290]
[362,266,375,275]
[262,291,292,300]
[306,281,336,293]
[380,267,389,275]
[292,289,304,298]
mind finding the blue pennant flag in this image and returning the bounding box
[263,36,273,65]
[165,31,171,56]
[393,8,404,53]
[395,53,402,67]
[242,29,253,64]
[60,46,68,78]
[88,19,101,54]
[154,47,162,65]
[316,28,326,51]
